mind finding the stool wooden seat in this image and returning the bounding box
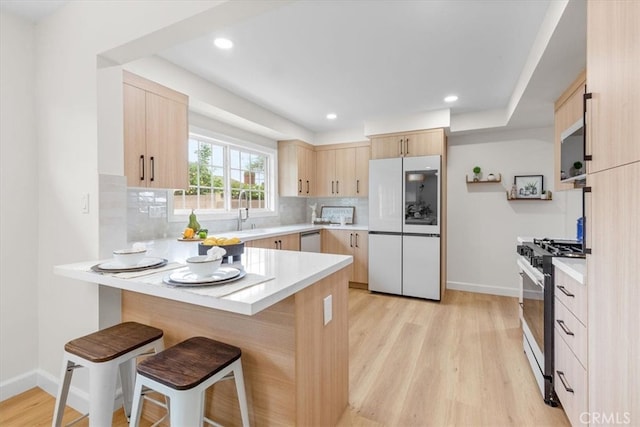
[129,336,250,426]
[52,322,164,427]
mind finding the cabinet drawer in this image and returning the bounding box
[555,296,587,368]
[554,267,587,324]
[554,328,588,426]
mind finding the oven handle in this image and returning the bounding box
[556,370,574,393]
[556,319,575,336]
[557,285,575,298]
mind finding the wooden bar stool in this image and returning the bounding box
[52,321,164,427]
[129,336,250,427]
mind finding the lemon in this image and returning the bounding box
[225,237,240,245]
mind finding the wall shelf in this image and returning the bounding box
[506,196,553,201]
[465,173,502,184]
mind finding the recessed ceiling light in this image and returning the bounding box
[444,95,458,103]
[326,113,337,120]
[213,38,233,49]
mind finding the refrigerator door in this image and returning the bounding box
[368,233,402,295]
[402,235,440,300]
[369,158,403,233]
[403,156,441,235]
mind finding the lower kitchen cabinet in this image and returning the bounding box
[554,265,588,426]
[322,229,368,287]
[246,233,300,251]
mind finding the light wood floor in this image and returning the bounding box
[0,289,569,426]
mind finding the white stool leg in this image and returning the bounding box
[170,389,203,426]
[119,357,136,419]
[232,360,250,427]
[52,357,76,427]
[88,362,119,427]
[128,374,146,427]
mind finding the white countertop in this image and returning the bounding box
[552,257,586,285]
[219,223,368,242]
[54,247,352,316]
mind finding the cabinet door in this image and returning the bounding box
[354,146,370,197]
[278,142,301,196]
[322,230,354,278]
[304,147,316,197]
[587,0,640,172]
[406,129,445,157]
[246,237,277,249]
[352,231,368,284]
[279,233,300,251]
[335,148,356,196]
[587,162,639,422]
[123,84,147,187]
[145,92,188,189]
[370,135,402,159]
[315,150,336,197]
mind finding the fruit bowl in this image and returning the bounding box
[198,241,244,263]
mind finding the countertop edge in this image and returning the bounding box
[552,257,586,285]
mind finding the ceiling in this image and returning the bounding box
[1,0,586,137]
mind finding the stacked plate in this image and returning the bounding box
[163,266,246,287]
[92,257,167,273]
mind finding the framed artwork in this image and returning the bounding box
[514,175,544,199]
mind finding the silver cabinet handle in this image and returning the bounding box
[556,319,575,336]
[556,371,574,393]
[557,285,575,297]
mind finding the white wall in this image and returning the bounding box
[0,11,39,399]
[2,0,241,406]
[447,127,582,297]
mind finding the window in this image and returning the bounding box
[172,133,275,218]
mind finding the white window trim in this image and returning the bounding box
[168,128,279,223]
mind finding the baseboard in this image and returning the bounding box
[446,281,519,298]
[1,369,123,414]
[0,369,38,402]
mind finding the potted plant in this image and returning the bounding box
[572,161,583,176]
[473,166,481,181]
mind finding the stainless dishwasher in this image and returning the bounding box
[300,231,321,253]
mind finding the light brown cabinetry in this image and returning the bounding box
[322,229,368,286]
[554,71,586,191]
[586,2,640,424]
[123,71,188,189]
[246,233,300,251]
[554,266,588,426]
[370,128,445,160]
[315,143,370,197]
[278,140,316,197]
[586,1,640,173]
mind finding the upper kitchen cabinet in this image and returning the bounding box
[586,0,640,173]
[278,140,316,197]
[316,142,370,197]
[123,71,188,189]
[554,71,586,191]
[370,128,445,159]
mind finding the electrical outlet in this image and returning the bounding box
[323,294,332,325]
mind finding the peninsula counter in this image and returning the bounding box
[55,247,352,425]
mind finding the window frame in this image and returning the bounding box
[168,130,278,223]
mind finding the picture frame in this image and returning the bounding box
[514,175,544,199]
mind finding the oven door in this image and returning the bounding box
[518,259,546,375]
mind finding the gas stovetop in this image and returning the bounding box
[517,238,585,271]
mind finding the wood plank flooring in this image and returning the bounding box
[0,289,569,426]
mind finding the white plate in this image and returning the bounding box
[168,267,241,284]
[95,257,166,271]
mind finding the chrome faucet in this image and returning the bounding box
[237,190,249,231]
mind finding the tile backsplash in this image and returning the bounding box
[126,189,368,242]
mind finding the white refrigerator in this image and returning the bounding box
[368,156,441,300]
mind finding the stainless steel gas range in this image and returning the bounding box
[516,238,585,406]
